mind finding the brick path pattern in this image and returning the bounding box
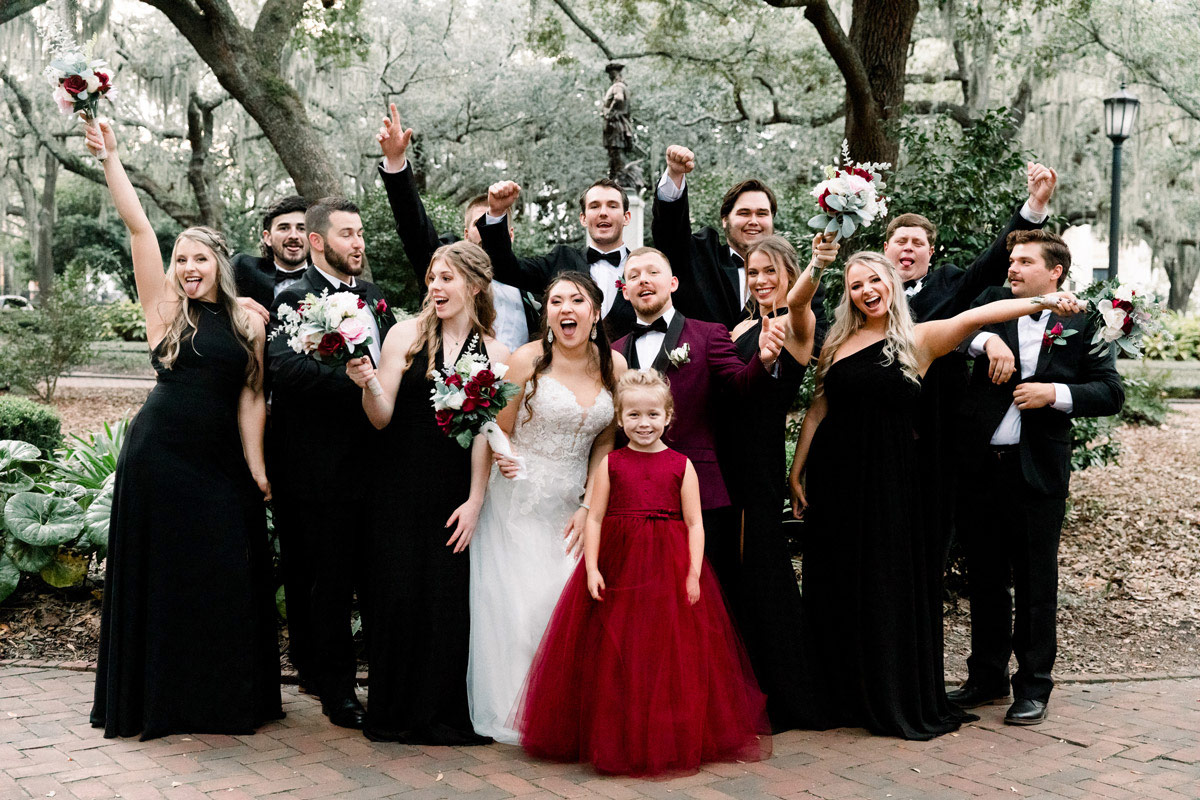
[1,666,1197,799]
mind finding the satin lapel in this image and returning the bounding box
[1002,317,1021,361]
[651,312,687,373]
[1034,311,1058,375]
[623,328,639,369]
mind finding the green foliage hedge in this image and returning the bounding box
[1141,312,1200,361]
[0,397,62,456]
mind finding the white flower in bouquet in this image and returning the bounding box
[491,362,510,381]
[808,140,891,242]
[336,317,369,347]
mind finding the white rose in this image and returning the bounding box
[83,70,101,93]
[1098,299,1127,331]
[491,362,510,380]
[1114,283,1135,303]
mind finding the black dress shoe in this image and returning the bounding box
[1004,698,1048,725]
[322,696,366,729]
[946,682,1010,709]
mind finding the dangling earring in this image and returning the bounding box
[590,323,598,341]
[547,329,555,344]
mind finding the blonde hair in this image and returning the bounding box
[404,240,497,376]
[158,227,259,386]
[814,251,920,394]
[615,368,674,418]
[743,235,800,319]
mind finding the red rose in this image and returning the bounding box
[435,409,454,430]
[462,397,478,413]
[357,297,366,309]
[1115,299,1134,313]
[849,167,873,182]
[317,331,344,356]
[95,71,111,92]
[615,278,626,291]
[1121,316,1134,335]
[375,298,388,315]
[476,369,495,386]
[62,74,88,96]
[444,373,462,388]
[464,380,482,399]
[817,188,833,213]
[1050,322,1063,336]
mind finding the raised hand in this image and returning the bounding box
[665,145,695,185]
[983,335,1017,385]
[487,180,521,219]
[1037,290,1084,316]
[1027,162,1057,213]
[811,232,839,271]
[84,120,117,160]
[345,356,377,390]
[378,102,413,172]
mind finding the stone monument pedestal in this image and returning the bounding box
[626,194,645,250]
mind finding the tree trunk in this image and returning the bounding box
[1167,241,1200,312]
[845,0,919,165]
[35,151,58,296]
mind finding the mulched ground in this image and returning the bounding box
[3,388,1198,679]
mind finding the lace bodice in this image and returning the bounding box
[502,376,614,519]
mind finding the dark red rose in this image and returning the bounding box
[375,298,388,315]
[1115,299,1134,313]
[476,369,495,386]
[615,278,626,291]
[317,331,344,357]
[357,297,366,309]
[462,397,478,413]
[1050,322,1063,336]
[95,71,111,92]
[444,373,462,388]
[1122,316,1134,335]
[435,409,455,430]
[62,74,88,96]
[464,380,482,399]
[849,167,873,182]
[817,188,833,213]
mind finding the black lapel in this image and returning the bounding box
[1033,311,1058,375]
[623,326,638,369]
[650,312,687,373]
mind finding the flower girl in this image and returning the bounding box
[515,369,769,775]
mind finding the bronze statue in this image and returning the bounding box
[603,63,644,191]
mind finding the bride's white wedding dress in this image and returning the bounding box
[467,375,614,744]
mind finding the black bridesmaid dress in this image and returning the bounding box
[363,335,490,745]
[800,339,973,740]
[92,301,282,740]
[728,313,812,732]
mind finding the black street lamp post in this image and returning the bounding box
[1103,82,1141,281]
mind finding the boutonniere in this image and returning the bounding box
[666,343,690,368]
[615,278,626,292]
[373,297,389,320]
[1042,321,1076,351]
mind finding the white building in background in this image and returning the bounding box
[1060,225,1198,312]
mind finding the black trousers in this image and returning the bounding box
[963,447,1065,703]
[702,506,739,600]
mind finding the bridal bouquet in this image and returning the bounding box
[41,25,114,158]
[431,335,521,449]
[808,140,890,241]
[1077,280,1163,358]
[271,289,384,395]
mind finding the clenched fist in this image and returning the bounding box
[665,145,695,184]
[487,180,521,219]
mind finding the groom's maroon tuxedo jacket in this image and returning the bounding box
[613,313,769,510]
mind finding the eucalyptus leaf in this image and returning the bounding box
[0,553,19,604]
[4,493,86,547]
[40,551,89,589]
[807,214,829,229]
[840,216,858,239]
[824,218,840,235]
[4,537,56,572]
[276,585,287,620]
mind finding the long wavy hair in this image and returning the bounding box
[814,251,921,394]
[743,235,800,319]
[404,240,497,377]
[523,271,617,421]
[157,227,260,386]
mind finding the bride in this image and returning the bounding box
[468,271,627,743]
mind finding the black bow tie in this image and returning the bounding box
[341,282,369,297]
[1033,309,1049,322]
[631,317,669,339]
[587,248,623,267]
[730,252,745,269]
[275,268,304,285]
[903,278,920,290]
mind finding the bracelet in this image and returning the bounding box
[579,502,591,511]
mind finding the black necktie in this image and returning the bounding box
[275,268,303,285]
[630,317,669,339]
[587,248,623,267]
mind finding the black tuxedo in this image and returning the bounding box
[377,164,541,335]
[474,215,638,340]
[232,254,276,308]
[266,265,397,701]
[651,184,828,343]
[957,286,1123,703]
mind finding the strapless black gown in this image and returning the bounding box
[92,301,282,740]
[800,339,973,740]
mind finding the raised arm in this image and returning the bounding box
[784,233,840,363]
[376,104,440,301]
[473,181,557,294]
[86,121,174,345]
[915,291,1083,370]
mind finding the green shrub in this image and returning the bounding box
[0,397,62,456]
[1143,312,1200,360]
[1120,371,1171,426]
[1071,415,1121,471]
[98,301,147,342]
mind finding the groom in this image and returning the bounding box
[267,198,396,728]
[611,247,784,592]
[951,230,1123,725]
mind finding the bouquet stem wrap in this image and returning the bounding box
[481,421,526,480]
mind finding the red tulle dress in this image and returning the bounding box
[515,447,770,776]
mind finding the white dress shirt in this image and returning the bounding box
[481,212,627,317]
[316,268,382,365]
[656,171,747,306]
[633,307,676,369]
[273,265,306,298]
[968,311,1073,446]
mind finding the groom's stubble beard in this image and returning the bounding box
[322,239,367,278]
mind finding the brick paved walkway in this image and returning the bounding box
[1,666,1197,800]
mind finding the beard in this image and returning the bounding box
[325,244,366,277]
[271,239,309,268]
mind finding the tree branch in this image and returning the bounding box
[252,0,307,59]
[1075,18,1200,122]
[138,0,220,65]
[0,0,50,25]
[907,99,973,128]
[906,71,964,84]
[547,0,616,60]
